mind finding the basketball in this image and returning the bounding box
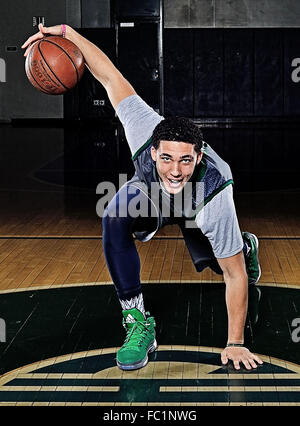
[25,36,85,95]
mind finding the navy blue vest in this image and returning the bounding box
[131,139,234,220]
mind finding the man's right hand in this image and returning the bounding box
[21,23,65,57]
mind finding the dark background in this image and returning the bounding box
[0,0,300,208]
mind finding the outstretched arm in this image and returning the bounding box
[22,23,135,110]
[217,252,263,370]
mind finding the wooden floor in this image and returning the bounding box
[0,190,300,292]
[0,236,300,294]
[0,193,300,292]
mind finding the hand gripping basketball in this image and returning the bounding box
[22,24,85,95]
[22,24,63,57]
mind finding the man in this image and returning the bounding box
[22,24,263,372]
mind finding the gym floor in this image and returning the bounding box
[0,123,299,406]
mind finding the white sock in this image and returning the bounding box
[120,293,146,323]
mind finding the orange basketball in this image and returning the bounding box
[25,36,85,95]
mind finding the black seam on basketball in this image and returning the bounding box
[27,52,50,94]
[39,59,65,90]
[39,39,80,85]
[38,43,70,90]
[41,39,80,82]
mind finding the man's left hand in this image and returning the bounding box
[221,346,263,370]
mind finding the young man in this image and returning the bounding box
[22,24,263,372]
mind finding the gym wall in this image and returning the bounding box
[164,28,300,118]
[1,1,300,121]
[164,0,300,28]
[0,0,66,121]
[1,1,300,198]
[163,1,300,118]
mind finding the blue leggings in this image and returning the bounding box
[102,184,249,301]
[102,184,156,300]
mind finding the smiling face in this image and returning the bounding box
[150,140,203,194]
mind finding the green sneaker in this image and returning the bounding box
[116,308,157,371]
[243,232,261,285]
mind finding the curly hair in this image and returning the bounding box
[151,117,204,154]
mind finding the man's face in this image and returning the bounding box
[150,140,202,194]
